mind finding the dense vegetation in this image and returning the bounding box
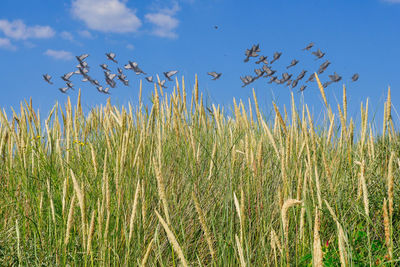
[0,75,399,266]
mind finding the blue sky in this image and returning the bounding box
[1,0,400,130]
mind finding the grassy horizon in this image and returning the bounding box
[0,74,399,266]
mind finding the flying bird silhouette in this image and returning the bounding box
[328,72,342,82]
[270,52,282,64]
[312,49,325,60]
[296,70,307,81]
[256,55,268,64]
[306,73,316,83]
[106,52,118,63]
[43,74,53,84]
[207,72,222,80]
[164,70,178,81]
[287,59,299,69]
[298,85,307,92]
[76,54,89,63]
[100,64,110,71]
[302,42,314,51]
[61,72,75,82]
[59,87,68,93]
[318,60,330,74]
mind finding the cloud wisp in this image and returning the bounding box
[71,0,142,33]
[0,38,17,50]
[60,31,74,41]
[78,30,94,38]
[0,19,55,40]
[44,49,74,60]
[145,2,180,38]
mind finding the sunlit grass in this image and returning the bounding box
[0,75,399,266]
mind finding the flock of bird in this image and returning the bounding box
[43,42,359,94]
[239,42,359,92]
[43,52,181,94]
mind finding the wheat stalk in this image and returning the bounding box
[281,199,302,264]
[235,234,246,267]
[192,190,215,261]
[313,207,323,267]
[383,198,392,260]
[70,169,87,249]
[325,200,348,267]
[128,180,141,243]
[65,194,76,246]
[356,160,369,217]
[153,157,170,225]
[233,192,243,242]
[155,210,188,267]
[387,152,394,218]
[141,238,154,267]
[87,209,96,255]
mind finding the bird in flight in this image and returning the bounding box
[164,70,178,81]
[298,85,307,92]
[124,61,146,75]
[59,87,68,94]
[240,75,255,87]
[302,42,314,51]
[159,80,167,88]
[118,73,129,86]
[323,81,333,88]
[306,73,316,83]
[351,73,359,82]
[97,86,110,94]
[106,52,118,63]
[312,49,325,59]
[254,68,264,78]
[270,52,282,64]
[66,82,74,90]
[281,72,292,82]
[244,44,260,62]
[256,55,268,64]
[207,72,222,80]
[76,54,89,63]
[296,70,307,81]
[262,65,276,77]
[318,60,330,74]
[77,61,89,70]
[291,79,298,88]
[268,76,278,84]
[145,76,153,83]
[100,64,110,71]
[328,72,342,83]
[287,59,299,69]
[75,67,89,76]
[61,72,75,82]
[43,74,53,84]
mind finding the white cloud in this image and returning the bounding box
[44,49,73,60]
[0,19,55,40]
[78,30,94,38]
[0,38,16,50]
[71,0,142,33]
[145,3,180,38]
[60,31,74,41]
[126,43,134,50]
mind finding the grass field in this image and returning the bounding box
[0,75,399,266]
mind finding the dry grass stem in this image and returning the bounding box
[155,210,188,267]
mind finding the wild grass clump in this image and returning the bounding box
[0,75,399,265]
